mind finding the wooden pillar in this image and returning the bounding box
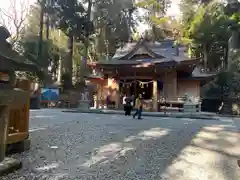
[134,72,137,96]
[115,81,120,109]
[172,70,177,97]
[152,80,158,111]
[163,71,168,99]
[100,86,104,108]
[96,84,100,109]
[15,79,31,133]
[0,106,9,161]
[163,71,167,114]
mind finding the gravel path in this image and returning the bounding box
[2,109,240,180]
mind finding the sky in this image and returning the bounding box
[1,0,180,14]
[1,0,31,10]
[1,0,181,34]
[167,0,181,17]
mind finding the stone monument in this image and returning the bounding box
[183,93,197,113]
[78,88,90,110]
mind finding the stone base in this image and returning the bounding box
[0,157,22,176]
[78,100,90,110]
[7,139,31,155]
[183,104,197,113]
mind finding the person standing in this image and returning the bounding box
[133,94,143,119]
[122,94,127,106]
[106,93,110,108]
[123,94,128,115]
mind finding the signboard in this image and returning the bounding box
[41,88,59,102]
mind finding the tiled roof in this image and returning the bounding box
[112,42,137,60]
[94,58,178,66]
[101,39,192,66]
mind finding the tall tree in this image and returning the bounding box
[182,2,230,71]
[80,0,93,85]
[179,0,198,32]
[136,0,171,41]
[37,0,45,77]
[93,0,135,58]
[187,1,240,114]
[48,0,94,88]
[19,2,65,82]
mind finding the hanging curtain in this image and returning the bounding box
[157,80,163,90]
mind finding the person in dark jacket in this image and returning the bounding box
[124,96,133,116]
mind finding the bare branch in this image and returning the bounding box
[0,0,30,47]
[0,10,7,27]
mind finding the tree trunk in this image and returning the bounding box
[56,30,62,84]
[203,43,208,71]
[65,34,73,87]
[45,0,51,40]
[57,53,62,84]
[152,25,156,41]
[228,29,239,70]
[38,0,51,86]
[46,15,50,40]
[38,1,44,63]
[79,0,92,85]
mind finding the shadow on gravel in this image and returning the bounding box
[165,124,240,180]
[78,119,206,179]
[77,118,239,179]
[189,125,240,180]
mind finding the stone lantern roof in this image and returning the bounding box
[0,26,39,72]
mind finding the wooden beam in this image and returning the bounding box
[7,132,28,145]
[119,76,154,80]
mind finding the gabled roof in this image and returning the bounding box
[112,39,190,61]
[117,39,164,60]
[89,39,202,72]
[94,39,197,67]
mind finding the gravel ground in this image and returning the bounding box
[2,109,240,180]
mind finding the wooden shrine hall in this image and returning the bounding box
[88,39,212,112]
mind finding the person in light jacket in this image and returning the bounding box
[133,94,143,119]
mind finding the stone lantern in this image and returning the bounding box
[0,26,39,175]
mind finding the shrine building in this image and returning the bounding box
[88,39,213,112]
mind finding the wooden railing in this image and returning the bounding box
[141,96,201,112]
